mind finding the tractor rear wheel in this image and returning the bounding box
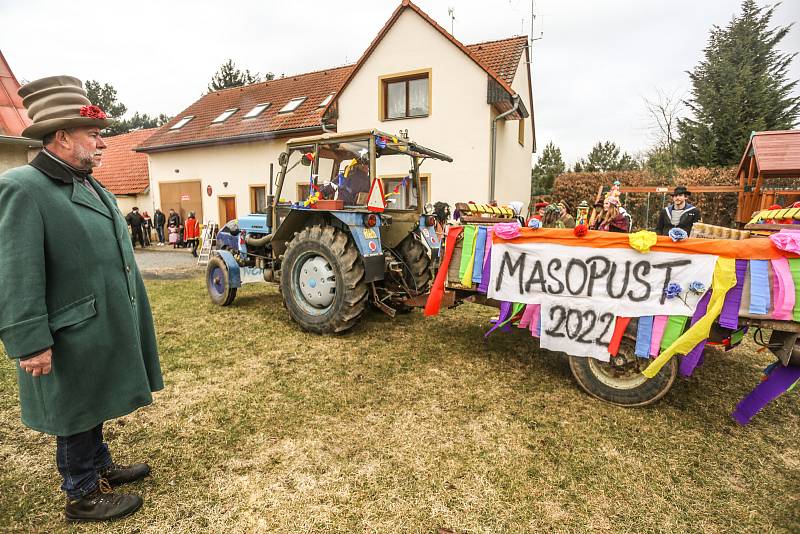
[281,225,368,334]
[396,233,433,294]
[568,338,678,407]
[206,256,237,306]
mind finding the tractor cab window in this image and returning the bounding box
[375,147,423,211]
[316,140,371,206]
[283,145,315,203]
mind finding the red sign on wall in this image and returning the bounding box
[206,185,213,196]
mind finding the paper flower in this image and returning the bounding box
[769,230,800,254]
[664,282,682,299]
[628,230,658,253]
[528,218,542,229]
[494,221,521,239]
[573,224,588,237]
[668,228,688,241]
[79,105,107,119]
[689,281,706,294]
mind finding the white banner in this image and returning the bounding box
[487,242,719,359]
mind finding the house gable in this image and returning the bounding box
[323,0,526,121]
[0,50,32,138]
[93,128,157,194]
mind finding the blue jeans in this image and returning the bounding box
[56,423,113,500]
[156,225,165,244]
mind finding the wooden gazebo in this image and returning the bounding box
[735,130,800,224]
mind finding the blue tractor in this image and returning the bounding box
[206,129,452,333]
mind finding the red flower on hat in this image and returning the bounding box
[79,105,107,120]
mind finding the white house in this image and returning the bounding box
[136,0,535,224]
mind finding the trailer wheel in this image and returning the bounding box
[206,256,237,306]
[281,225,367,334]
[568,339,677,407]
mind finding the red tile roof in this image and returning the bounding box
[322,0,521,119]
[750,130,800,174]
[466,36,528,86]
[93,128,157,194]
[0,50,32,137]
[137,1,530,153]
[137,65,355,152]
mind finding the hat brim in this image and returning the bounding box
[670,191,692,196]
[22,117,112,140]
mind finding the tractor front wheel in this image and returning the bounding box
[206,256,237,306]
[280,225,368,334]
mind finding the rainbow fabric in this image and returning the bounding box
[424,226,800,424]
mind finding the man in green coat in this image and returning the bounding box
[0,76,163,522]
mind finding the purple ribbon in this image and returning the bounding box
[731,365,800,425]
[477,247,492,294]
[484,301,512,338]
[718,259,747,329]
[679,289,713,377]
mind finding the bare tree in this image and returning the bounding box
[643,89,685,177]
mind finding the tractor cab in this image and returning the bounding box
[208,129,453,333]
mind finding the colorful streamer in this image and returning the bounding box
[679,290,713,377]
[649,316,668,356]
[458,225,478,286]
[790,258,800,321]
[635,316,654,358]
[748,260,771,315]
[424,226,463,316]
[719,259,748,328]
[643,258,737,378]
[732,365,800,425]
[771,257,795,320]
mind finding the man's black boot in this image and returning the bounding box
[100,462,151,486]
[64,479,142,522]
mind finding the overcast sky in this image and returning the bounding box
[1,0,798,165]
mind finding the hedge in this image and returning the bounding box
[550,167,739,230]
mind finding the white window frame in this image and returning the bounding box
[211,108,239,123]
[318,93,334,108]
[169,116,194,130]
[243,103,271,118]
[279,97,307,113]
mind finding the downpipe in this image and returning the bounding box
[489,95,521,202]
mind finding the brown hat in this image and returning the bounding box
[18,75,111,140]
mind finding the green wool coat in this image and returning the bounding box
[0,153,163,436]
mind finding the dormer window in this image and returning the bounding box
[279,97,307,113]
[169,116,194,130]
[243,103,271,118]
[212,108,239,123]
[318,93,334,107]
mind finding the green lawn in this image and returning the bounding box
[0,278,798,533]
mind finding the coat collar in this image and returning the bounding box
[30,150,113,219]
[30,149,91,184]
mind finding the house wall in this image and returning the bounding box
[335,9,493,209]
[115,193,152,217]
[147,140,312,225]
[0,143,30,174]
[494,53,534,214]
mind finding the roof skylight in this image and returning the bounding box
[318,93,334,107]
[169,116,194,130]
[211,108,239,123]
[279,97,307,113]
[243,103,271,118]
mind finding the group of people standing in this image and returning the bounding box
[124,207,201,256]
[528,185,701,236]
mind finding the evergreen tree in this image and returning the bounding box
[677,0,800,166]
[208,59,273,92]
[85,80,127,119]
[86,80,170,136]
[575,141,639,172]
[531,141,566,194]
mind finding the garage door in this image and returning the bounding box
[159,181,203,223]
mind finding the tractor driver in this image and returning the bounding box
[338,160,371,206]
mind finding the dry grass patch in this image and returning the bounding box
[0,277,798,533]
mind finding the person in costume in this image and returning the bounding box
[184,211,201,257]
[0,76,163,522]
[557,199,576,228]
[656,185,701,236]
[594,197,630,232]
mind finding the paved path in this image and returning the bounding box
[133,247,203,279]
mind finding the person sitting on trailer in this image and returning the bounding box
[656,186,701,236]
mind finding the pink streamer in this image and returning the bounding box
[650,315,668,356]
[518,303,536,329]
[771,258,795,320]
[529,304,541,337]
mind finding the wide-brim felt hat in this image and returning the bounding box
[670,185,692,197]
[19,75,112,139]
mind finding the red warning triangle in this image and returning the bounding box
[367,178,386,212]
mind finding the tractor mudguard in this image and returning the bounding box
[417,215,441,251]
[213,250,242,288]
[330,211,383,259]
